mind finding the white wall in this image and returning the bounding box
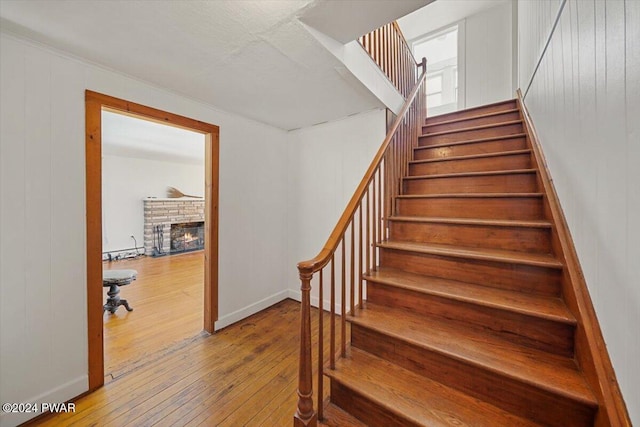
[0,32,289,427]
[464,2,514,108]
[102,154,205,253]
[518,0,639,423]
[286,109,386,307]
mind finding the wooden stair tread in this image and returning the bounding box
[415,134,527,151]
[404,169,537,181]
[320,400,368,426]
[348,304,597,407]
[409,149,531,165]
[422,120,523,137]
[364,267,575,324]
[387,216,551,228]
[424,108,520,129]
[378,241,563,269]
[327,347,543,427]
[396,192,544,200]
[426,99,517,123]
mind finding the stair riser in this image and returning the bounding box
[420,123,523,146]
[330,381,420,427]
[414,137,527,160]
[409,153,531,176]
[351,326,596,427]
[396,197,544,220]
[388,221,551,253]
[423,111,521,134]
[366,283,574,357]
[403,173,537,194]
[379,248,561,296]
[426,101,518,125]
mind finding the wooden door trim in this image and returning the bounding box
[85,90,219,391]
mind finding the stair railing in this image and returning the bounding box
[359,21,418,97]
[293,53,427,426]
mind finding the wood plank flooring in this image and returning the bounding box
[29,297,342,426]
[102,252,204,381]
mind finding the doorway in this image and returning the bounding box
[85,91,219,391]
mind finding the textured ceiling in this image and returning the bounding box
[0,0,427,130]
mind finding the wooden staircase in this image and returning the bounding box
[323,99,601,426]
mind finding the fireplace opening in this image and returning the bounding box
[170,222,205,254]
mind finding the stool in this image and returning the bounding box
[103,269,137,314]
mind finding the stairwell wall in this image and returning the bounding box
[286,109,386,310]
[0,32,289,427]
[518,0,639,422]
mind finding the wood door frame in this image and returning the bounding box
[85,90,219,391]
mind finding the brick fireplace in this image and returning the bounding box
[143,198,205,256]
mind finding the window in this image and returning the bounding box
[413,25,459,115]
[426,73,443,108]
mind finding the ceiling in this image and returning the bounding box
[102,110,204,165]
[0,0,428,130]
[397,0,511,42]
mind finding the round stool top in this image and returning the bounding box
[103,269,138,286]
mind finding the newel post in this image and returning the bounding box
[294,268,317,427]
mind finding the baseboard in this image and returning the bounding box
[2,375,86,427]
[287,289,344,315]
[214,290,289,331]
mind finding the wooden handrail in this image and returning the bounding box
[294,55,427,427]
[297,59,426,276]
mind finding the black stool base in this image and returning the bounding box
[103,284,134,314]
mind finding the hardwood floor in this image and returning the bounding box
[102,252,204,381]
[29,297,350,426]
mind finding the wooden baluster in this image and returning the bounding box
[390,32,396,89]
[374,29,379,66]
[359,202,364,308]
[341,235,346,357]
[366,190,370,277]
[393,133,400,199]
[385,25,390,79]
[400,45,407,96]
[383,156,389,239]
[378,28,383,70]
[294,269,317,427]
[407,115,411,171]
[398,33,403,94]
[381,25,386,77]
[377,167,382,242]
[330,255,335,370]
[350,218,355,316]
[378,26,382,72]
[372,174,377,269]
[317,269,323,421]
